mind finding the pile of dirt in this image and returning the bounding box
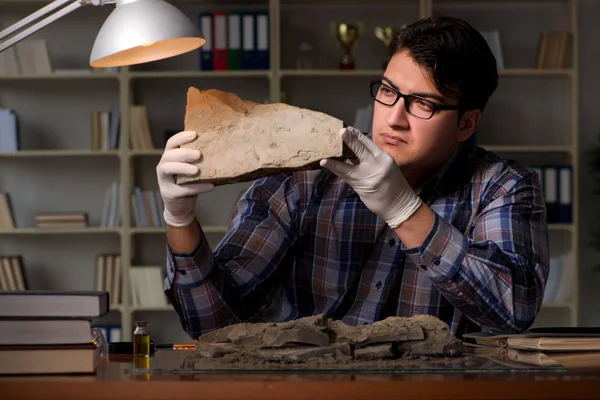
[192,314,463,369]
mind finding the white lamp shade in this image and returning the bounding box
[90,0,205,67]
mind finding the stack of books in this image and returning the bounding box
[463,328,600,370]
[0,291,109,375]
[35,212,88,229]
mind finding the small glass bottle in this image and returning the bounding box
[133,321,151,358]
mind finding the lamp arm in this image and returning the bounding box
[0,0,115,52]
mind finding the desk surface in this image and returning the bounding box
[2,349,600,400]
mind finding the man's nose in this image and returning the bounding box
[386,97,410,128]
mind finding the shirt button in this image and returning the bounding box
[388,239,396,247]
[170,267,174,273]
[420,265,427,270]
[179,270,187,275]
[433,256,441,266]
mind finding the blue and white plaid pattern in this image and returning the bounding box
[164,141,549,339]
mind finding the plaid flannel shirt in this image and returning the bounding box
[163,140,549,339]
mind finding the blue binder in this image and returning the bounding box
[198,12,213,70]
[241,13,255,70]
[255,12,269,70]
[557,164,573,223]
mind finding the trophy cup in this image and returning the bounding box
[375,26,402,69]
[331,21,363,70]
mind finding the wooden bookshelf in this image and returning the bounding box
[0,0,580,341]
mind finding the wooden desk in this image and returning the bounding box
[2,349,600,400]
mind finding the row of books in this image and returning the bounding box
[101,183,166,228]
[35,212,88,228]
[198,11,269,71]
[91,107,120,151]
[543,255,572,305]
[0,291,108,375]
[90,323,122,344]
[1,104,153,153]
[0,37,116,76]
[94,104,155,151]
[91,104,153,151]
[0,39,51,75]
[532,164,573,224]
[96,253,168,308]
[0,108,18,152]
[537,32,572,69]
[132,187,166,228]
[0,193,15,229]
[95,254,122,307]
[101,182,122,228]
[0,185,165,229]
[0,256,27,291]
[129,266,169,308]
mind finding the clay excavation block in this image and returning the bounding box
[354,343,398,360]
[328,318,425,348]
[194,314,461,367]
[396,314,461,355]
[261,326,331,348]
[176,87,354,186]
[251,342,352,363]
[195,341,238,358]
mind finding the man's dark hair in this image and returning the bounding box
[391,16,498,113]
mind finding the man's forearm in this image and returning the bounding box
[394,203,435,248]
[167,218,202,254]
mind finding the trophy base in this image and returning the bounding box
[339,62,355,70]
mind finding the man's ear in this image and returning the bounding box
[456,109,481,142]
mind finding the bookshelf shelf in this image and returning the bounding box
[0,0,580,341]
[0,73,119,81]
[0,228,121,235]
[129,150,164,157]
[542,302,574,310]
[280,69,384,78]
[110,304,124,313]
[0,150,121,158]
[129,70,272,79]
[279,69,574,78]
[498,69,574,77]
[130,305,173,312]
[548,224,575,232]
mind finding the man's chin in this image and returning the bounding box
[379,144,408,165]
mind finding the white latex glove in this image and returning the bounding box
[320,126,423,229]
[156,130,214,227]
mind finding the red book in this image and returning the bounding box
[213,12,228,70]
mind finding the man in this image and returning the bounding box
[157,16,549,340]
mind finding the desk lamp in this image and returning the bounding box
[0,0,205,67]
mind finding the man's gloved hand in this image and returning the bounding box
[156,131,214,227]
[320,126,423,229]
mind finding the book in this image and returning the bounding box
[0,319,92,345]
[0,343,96,375]
[463,328,600,352]
[0,291,109,318]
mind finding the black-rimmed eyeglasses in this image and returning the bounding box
[370,81,460,120]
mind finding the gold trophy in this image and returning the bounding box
[331,21,363,70]
[375,26,403,69]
